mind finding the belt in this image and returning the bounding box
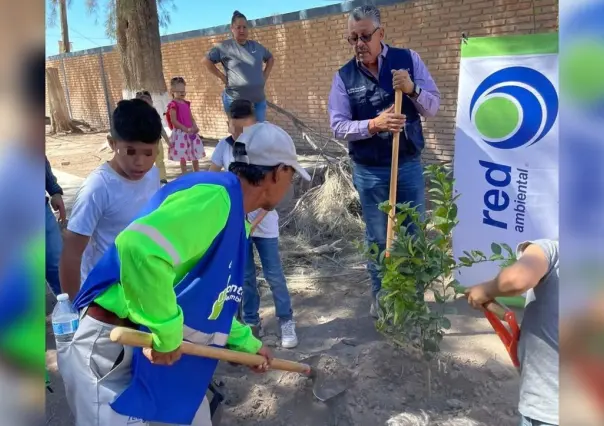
[86,302,137,328]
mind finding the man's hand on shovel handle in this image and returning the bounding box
[143,346,183,366]
[464,283,494,310]
[249,344,273,373]
[369,105,406,134]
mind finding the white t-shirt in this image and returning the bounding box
[67,162,160,285]
[211,137,279,239]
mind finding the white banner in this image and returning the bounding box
[452,33,559,289]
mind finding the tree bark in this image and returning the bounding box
[115,0,167,93]
[45,67,82,134]
[115,0,170,128]
[59,0,70,53]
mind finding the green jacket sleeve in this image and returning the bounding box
[115,186,232,353]
[116,230,184,353]
[227,317,262,353]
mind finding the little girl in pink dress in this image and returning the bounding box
[165,76,206,174]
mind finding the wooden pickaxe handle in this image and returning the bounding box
[250,210,269,234]
[110,327,312,375]
[385,90,404,256]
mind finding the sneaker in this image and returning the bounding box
[280,320,298,349]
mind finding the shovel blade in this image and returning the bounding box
[300,355,351,402]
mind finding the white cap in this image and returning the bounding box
[235,122,311,181]
[57,293,69,302]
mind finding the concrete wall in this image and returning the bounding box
[45,0,558,162]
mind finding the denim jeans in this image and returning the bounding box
[221,91,267,122]
[45,203,63,295]
[520,415,556,426]
[352,160,426,298]
[242,237,293,325]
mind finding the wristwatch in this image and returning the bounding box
[409,83,422,99]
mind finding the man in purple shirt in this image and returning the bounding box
[328,5,440,317]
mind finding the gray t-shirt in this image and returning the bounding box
[516,239,559,425]
[207,39,272,103]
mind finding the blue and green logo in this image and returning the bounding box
[470,66,558,150]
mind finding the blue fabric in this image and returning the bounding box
[338,46,425,167]
[352,161,425,298]
[0,254,31,331]
[45,203,62,296]
[222,91,267,122]
[73,171,248,425]
[242,237,293,325]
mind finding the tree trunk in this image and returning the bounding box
[59,0,70,53]
[45,67,82,134]
[115,0,170,129]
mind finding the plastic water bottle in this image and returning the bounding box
[52,293,79,343]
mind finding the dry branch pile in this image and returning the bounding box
[266,102,366,272]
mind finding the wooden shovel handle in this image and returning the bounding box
[250,210,269,234]
[483,300,508,320]
[385,90,404,256]
[110,327,312,375]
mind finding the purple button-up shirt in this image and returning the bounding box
[328,44,441,141]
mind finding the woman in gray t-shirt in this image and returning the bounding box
[202,10,275,122]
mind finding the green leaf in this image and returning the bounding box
[447,203,458,220]
[458,256,472,265]
[491,242,502,255]
[440,317,452,330]
[428,187,444,196]
[501,243,514,256]
[433,291,445,304]
[453,284,466,295]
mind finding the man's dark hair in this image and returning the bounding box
[228,162,273,186]
[231,10,247,24]
[229,99,254,119]
[110,99,162,144]
[228,161,293,186]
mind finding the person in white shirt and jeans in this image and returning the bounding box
[59,99,161,300]
[209,99,298,349]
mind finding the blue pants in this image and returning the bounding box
[242,237,293,325]
[352,160,426,298]
[520,415,556,426]
[221,91,267,122]
[45,203,63,295]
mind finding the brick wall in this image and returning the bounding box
[45,0,558,163]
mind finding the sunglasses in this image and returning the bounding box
[347,27,380,45]
[135,90,151,97]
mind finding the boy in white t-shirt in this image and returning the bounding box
[59,99,162,300]
[209,99,298,349]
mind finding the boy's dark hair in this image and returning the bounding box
[231,10,247,24]
[229,99,254,119]
[110,99,162,144]
[135,90,151,100]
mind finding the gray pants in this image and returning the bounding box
[57,314,212,426]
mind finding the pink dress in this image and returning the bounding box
[166,100,206,161]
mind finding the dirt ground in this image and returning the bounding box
[46,131,521,426]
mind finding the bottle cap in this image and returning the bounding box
[57,293,69,302]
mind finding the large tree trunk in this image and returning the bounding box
[45,67,82,134]
[115,0,170,129]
